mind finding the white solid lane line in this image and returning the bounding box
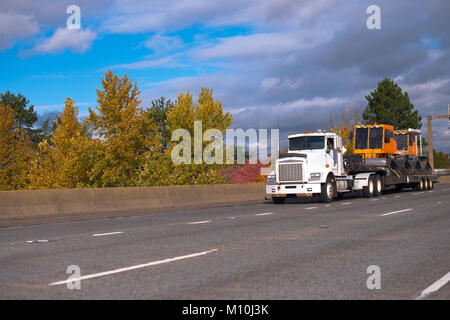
[187,220,211,225]
[380,208,413,217]
[255,212,273,216]
[49,249,218,286]
[415,272,450,300]
[92,231,124,237]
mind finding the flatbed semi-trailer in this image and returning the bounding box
[266,125,437,203]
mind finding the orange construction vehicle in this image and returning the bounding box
[394,129,422,156]
[352,124,397,159]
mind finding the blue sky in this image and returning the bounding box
[1,0,449,152]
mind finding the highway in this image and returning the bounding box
[0,185,449,299]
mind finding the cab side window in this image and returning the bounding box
[327,138,334,150]
[384,130,392,144]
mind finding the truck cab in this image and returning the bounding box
[266,131,346,203]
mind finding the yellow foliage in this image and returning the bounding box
[161,87,232,185]
[0,104,32,190]
[85,71,161,187]
[330,125,353,154]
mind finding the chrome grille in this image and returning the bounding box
[278,162,303,182]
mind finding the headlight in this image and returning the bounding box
[309,172,321,180]
[266,175,276,185]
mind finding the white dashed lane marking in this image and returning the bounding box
[92,232,124,237]
[415,271,450,300]
[255,212,273,216]
[49,249,218,286]
[187,221,211,225]
[380,208,413,217]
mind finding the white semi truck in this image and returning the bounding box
[266,129,437,203]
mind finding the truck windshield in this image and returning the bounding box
[289,136,324,150]
[355,127,368,149]
[394,134,408,150]
[369,127,383,149]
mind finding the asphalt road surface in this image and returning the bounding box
[1,185,449,299]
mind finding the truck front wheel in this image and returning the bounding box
[272,197,285,204]
[320,176,335,203]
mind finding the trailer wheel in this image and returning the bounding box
[424,178,429,190]
[272,197,285,204]
[428,178,434,190]
[320,176,335,203]
[415,178,424,191]
[373,175,382,197]
[362,176,374,198]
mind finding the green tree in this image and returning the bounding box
[0,91,37,129]
[433,149,449,169]
[145,97,173,150]
[363,78,422,129]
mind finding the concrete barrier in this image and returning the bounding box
[437,175,450,185]
[0,183,266,226]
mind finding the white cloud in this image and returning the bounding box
[101,0,335,33]
[103,57,184,70]
[194,31,331,60]
[261,77,280,92]
[0,11,40,50]
[143,34,184,53]
[26,28,96,55]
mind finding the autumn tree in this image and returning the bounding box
[85,71,161,187]
[363,78,422,129]
[162,87,233,185]
[0,104,32,190]
[52,98,98,188]
[330,105,363,154]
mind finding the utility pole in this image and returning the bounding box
[427,104,450,171]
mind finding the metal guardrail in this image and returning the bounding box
[433,169,450,176]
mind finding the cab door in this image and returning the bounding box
[325,137,339,175]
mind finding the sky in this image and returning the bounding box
[1,0,449,152]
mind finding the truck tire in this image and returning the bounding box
[424,178,429,190]
[272,197,285,204]
[373,175,382,197]
[320,176,335,203]
[362,175,374,198]
[428,178,434,190]
[414,178,424,191]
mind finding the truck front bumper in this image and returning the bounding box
[266,182,321,197]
